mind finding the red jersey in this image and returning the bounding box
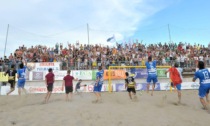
[169,67,182,86]
[45,72,54,84]
[63,75,74,86]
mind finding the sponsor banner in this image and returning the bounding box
[129,68,167,79]
[157,69,167,78]
[133,69,148,79]
[115,83,161,92]
[0,72,20,82]
[159,82,200,90]
[52,71,68,80]
[72,70,93,80]
[0,72,9,82]
[27,62,61,72]
[103,70,126,80]
[1,84,112,95]
[0,86,64,95]
[32,71,44,80]
[92,70,98,80]
[43,70,93,81]
[25,70,30,80]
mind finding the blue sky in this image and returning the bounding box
[0,0,210,58]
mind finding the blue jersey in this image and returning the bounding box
[145,60,157,76]
[18,66,26,80]
[96,70,104,85]
[194,69,210,85]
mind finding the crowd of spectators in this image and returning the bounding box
[0,41,210,72]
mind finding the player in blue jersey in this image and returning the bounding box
[145,56,157,96]
[93,66,104,103]
[17,63,27,96]
[193,61,210,111]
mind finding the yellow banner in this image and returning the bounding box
[0,72,18,82]
[0,72,8,82]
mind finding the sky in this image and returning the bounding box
[0,0,210,58]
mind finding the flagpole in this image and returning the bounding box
[4,24,9,58]
[87,23,90,47]
[168,24,172,43]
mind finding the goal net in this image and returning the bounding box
[107,66,171,92]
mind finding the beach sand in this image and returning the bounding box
[0,90,209,126]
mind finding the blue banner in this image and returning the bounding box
[115,83,161,92]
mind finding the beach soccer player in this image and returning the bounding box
[75,79,87,94]
[193,61,210,111]
[125,72,137,100]
[145,56,158,96]
[4,64,17,95]
[62,70,78,101]
[44,68,54,103]
[17,63,27,96]
[93,66,104,103]
[165,63,183,104]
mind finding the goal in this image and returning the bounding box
[107,66,171,92]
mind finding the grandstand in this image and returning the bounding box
[1,42,210,76]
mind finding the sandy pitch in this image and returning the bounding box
[0,90,210,126]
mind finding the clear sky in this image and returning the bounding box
[0,0,210,58]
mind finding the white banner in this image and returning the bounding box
[27,62,61,72]
[1,84,111,95]
[72,70,93,80]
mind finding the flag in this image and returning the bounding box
[107,35,115,42]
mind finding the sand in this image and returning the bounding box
[0,90,210,126]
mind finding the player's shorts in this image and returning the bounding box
[8,80,15,89]
[199,84,210,98]
[147,75,158,84]
[93,83,103,92]
[175,84,181,91]
[127,88,136,93]
[47,84,53,92]
[17,79,26,88]
[207,89,210,94]
[65,86,73,94]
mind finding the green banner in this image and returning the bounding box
[92,70,98,80]
[157,69,167,78]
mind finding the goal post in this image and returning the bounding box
[108,66,171,93]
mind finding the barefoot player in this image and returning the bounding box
[44,68,54,103]
[125,72,137,100]
[165,63,183,104]
[62,70,77,101]
[145,56,158,96]
[17,63,27,96]
[193,61,210,111]
[4,64,17,95]
[93,66,104,103]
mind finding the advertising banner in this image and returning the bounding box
[72,70,93,80]
[157,69,167,78]
[1,84,112,95]
[129,68,168,79]
[133,69,148,79]
[27,62,60,71]
[32,71,43,80]
[103,70,126,80]
[0,72,21,82]
[0,72,8,82]
[92,70,98,80]
[115,83,161,92]
[52,71,68,80]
